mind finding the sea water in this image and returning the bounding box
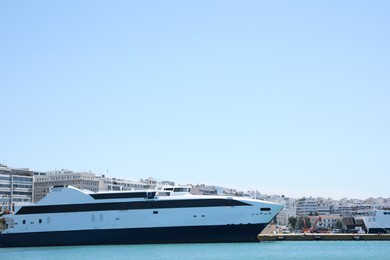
[1,241,389,260]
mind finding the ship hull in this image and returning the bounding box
[367,228,390,234]
[0,223,266,247]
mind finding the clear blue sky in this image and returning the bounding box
[1,1,389,199]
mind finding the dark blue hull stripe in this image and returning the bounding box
[16,199,250,215]
[0,224,266,247]
[368,228,390,234]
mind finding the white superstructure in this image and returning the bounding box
[357,209,390,234]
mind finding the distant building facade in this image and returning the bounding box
[296,197,318,216]
[0,164,45,210]
[264,195,297,226]
[100,176,151,191]
[278,197,297,225]
[191,184,244,196]
[332,205,353,217]
[34,170,100,202]
[3,163,390,224]
[191,185,218,195]
[33,170,155,202]
[317,198,333,215]
[308,215,342,229]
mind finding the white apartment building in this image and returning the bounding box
[265,195,297,225]
[296,197,318,216]
[0,164,44,210]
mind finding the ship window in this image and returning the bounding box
[23,220,26,224]
[99,214,103,221]
[47,217,51,224]
[39,219,42,223]
[157,191,170,196]
[174,188,189,192]
[153,211,158,214]
[260,208,271,211]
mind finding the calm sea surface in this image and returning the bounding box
[1,241,389,260]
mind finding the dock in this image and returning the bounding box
[258,233,390,241]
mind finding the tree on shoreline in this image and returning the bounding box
[288,216,297,229]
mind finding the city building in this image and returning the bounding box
[34,169,100,202]
[34,171,157,202]
[332,205,353,217]
[0,164,45,210]
[100,176,151,191]
[191,184,219,195]
[296,197,318,216]
[265,195,297,226]
[139,177,175,189]
[317,198,333,215]
[3,163,390,224]
[190,184,243,196]
[308,215,342,229]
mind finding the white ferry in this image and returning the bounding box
[357,209,390,234]
[0,185,283,247]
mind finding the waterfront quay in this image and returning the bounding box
[258,233,390,241]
